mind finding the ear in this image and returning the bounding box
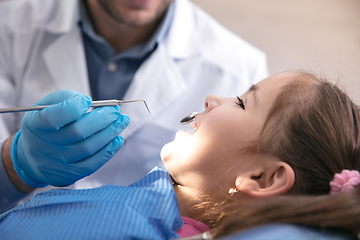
[236,162,295,198]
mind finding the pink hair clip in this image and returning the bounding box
[329,170,360,195]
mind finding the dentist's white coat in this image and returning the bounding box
[0,0,268,189]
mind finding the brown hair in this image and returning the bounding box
[202,72,360,238]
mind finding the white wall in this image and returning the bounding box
[192,0,360,103]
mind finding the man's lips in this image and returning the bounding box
[125,0,154,8]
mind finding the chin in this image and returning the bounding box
[160,141,183,175]
[160,141,173,163]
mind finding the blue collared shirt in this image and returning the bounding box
[79,1,175,101]
[0,167,183,240]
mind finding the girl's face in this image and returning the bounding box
[161,73,293,196]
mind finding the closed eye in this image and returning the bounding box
[236,96,245,110]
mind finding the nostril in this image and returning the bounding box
[204,94,219,111]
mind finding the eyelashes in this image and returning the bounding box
[236,96,245,110]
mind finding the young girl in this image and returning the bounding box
[1,71,359,239]
[161,71,360,238]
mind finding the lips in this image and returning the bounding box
[125,0,154,8]
[175,130,193,138]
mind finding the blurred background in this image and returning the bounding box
[191,0,360,103]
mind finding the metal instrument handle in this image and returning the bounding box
[0,99,150,114]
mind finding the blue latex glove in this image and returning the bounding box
[10,90,130,188]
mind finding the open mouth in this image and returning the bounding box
[180,112,199,133]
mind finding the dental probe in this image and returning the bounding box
[0,99,151,114]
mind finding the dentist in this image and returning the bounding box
[0,0,268,213]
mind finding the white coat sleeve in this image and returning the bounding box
[0,8,31,213]
[251,52,269,85]
[0,9,18,138]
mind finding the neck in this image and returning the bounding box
[85,0,164,53]
[173,184,206,220]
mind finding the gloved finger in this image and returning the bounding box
[46,136,124,187]
[29,94,92,131]
[70,136,124,175]
[47,115,129,163]
[33,90,83,106]
[38,106,123,145]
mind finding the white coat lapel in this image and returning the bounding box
[42,0,90,96]
[42,27,90,96]
[120,44,186,138]
[166,0,201,59]
[119,0,202,139]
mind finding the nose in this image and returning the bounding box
[204,94,222,112]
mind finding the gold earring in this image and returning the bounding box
[228,188,238,196]
[228,182,241,196]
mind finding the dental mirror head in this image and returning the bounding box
[180,112,198,124]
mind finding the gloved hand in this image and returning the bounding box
[10,90,130,188]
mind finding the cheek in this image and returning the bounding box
[200,115,262,153]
